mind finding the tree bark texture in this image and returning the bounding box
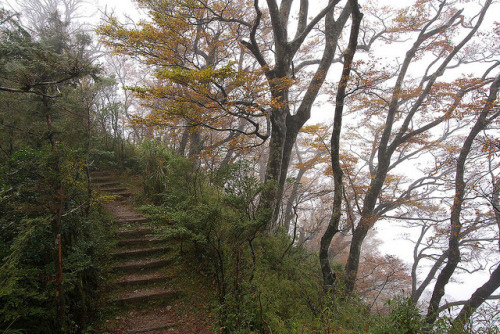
[320,0,361,290]
[246,0,352,232]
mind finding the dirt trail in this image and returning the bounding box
[91,170,213,334]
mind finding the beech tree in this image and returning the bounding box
[320,0,361,288]
[296,0,500,327]
[97,0,366,230]
[98,0,267,161]
[101,54,153,143]
[10,0,87,33]
[320,0,499,295]
[408,144,500,311]
[239,0,356,230]
[425,73,500,325]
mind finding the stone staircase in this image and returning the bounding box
[91,170,181,333]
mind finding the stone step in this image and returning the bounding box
[116,228,154,238]
[112,246,170,259]
[94,181,122,188]
[105,192,133,201]
[91,176,115,183]
[101,187,129,193]
[112,258,172,273]
[113,197,132,203]
[113,272,173,287]
[90,171,112,177]
[112,287,180,306]
[117,237,164,247]
[117,217,149,224]
[113,192,133,198]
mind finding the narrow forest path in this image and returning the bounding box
[91,170,213,334]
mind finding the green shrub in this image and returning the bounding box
[139,147,489,334]
[137,148,332,333]
[370,297,428,334]
[0,148,113,333]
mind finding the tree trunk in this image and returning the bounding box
[178,126,189,156]
[425,74,500,324]
[283,167,306,232]
[220,149,234,169]
[245,0,351,232]
[271,4,352,230]
[188,129,203,160]
[344,167,388,291]
[452,263,500,329]
[320,0,362,290]
[43,94,65,332]
[257,104,288,231]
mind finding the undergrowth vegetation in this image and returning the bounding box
[136,140,492,334]
[0,148,116,333]
[2,133,495,333]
